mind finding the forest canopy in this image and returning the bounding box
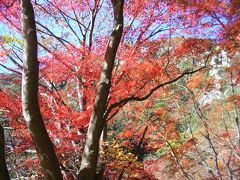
[0,0,239,179]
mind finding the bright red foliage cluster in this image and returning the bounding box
[0,0,239,179]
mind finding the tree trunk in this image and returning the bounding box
[21,1,62,179]
[77,1,124,179]
[0,125,10,180]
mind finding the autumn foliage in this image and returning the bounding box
[0,0,239,179]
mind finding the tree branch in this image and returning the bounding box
[104,65,207,120]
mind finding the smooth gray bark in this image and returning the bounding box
[21,0,62,179]
[78,1,124,179]
[0,125,10,180]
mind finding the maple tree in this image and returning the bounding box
[0,0,239,179]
